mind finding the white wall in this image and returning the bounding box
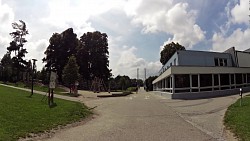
[237,52,250,67]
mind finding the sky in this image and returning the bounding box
[0,0,249,79]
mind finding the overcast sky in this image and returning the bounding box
[0,0,249,79]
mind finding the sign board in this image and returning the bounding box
[49,71,57,89]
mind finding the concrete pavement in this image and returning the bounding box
[45,91,216,141]
[153,93,244,141]
[1,84,240,140]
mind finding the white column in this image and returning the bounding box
[172,74,175,94]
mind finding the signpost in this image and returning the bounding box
[48,71,57,106]
[30,59,37,97]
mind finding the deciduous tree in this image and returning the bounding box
[62,55,80,93]
[160,42,185,65]
[7,20,29,81]
[43,28,78,83]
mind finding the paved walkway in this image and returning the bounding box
[45,91,215,141]
[1,84,242,140]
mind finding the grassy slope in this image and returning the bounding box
[224,96,250,141]
[0,85,91,141]
[0,81,67,94]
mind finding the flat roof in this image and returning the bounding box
[153,66,250,84]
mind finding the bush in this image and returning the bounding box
[127,87,137,92]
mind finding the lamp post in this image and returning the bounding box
[30,59,37,97]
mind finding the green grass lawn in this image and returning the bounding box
[224,95,250,141]
[0,85,91,141]
[0,81,67,94]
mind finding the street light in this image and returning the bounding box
[30,59,37,97]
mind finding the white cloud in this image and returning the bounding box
[231,0,248,24]
[212,0,250,52]
[25,39,49,70]
[127,0,205,48]
[42,0,124,31]
[109,37,161,79]
[212,28,250,51]
[0,0,14,58]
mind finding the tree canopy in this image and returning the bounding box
[43,29,111,90]
[7,20,29,70]
[43,28,78,83]
[160,42,185,65]
[62,55,80,88]
[145,76,158,91]
[77,31,111,84]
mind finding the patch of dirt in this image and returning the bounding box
[18,114,98,141]
[222,127,238,141]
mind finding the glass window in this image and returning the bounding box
[223,59,227,66]
[236,74,243,84]
[230,74,235,84]
[200,74,212,87]
[191,75,198,87]
[214,58,219,66]
[243,74,247,83]
[174,59,176,66]
[175,74,190,88]
[219,58,224,66]
[220,74,230,86]
[247,74,250,83]
[214,74,219,86]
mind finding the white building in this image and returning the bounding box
[152,47,250,99]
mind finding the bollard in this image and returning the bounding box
[239,88,242,107]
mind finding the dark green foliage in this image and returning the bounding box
[77,31,111,85]
[145,76,158,91]
[160,42,185,65]
[38,67,50,84]
[62,55,80,88]
[7,20,29,79]
[43,28,78,83]
[109,75,143,91]
[0,53,12,82]
[43,29,111,89]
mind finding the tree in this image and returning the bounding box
[78,31,111,85]
[145,76,158,91]
[160,42,185,65]
[43,28,78,83]
[7,20,29,78]
[62,55,80,93]
[1,53,12,82]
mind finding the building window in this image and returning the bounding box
[243,74,247,83]
[230,74,235,84]
[214,58,227,66]
[200,74,212,87]
[214,58,219,66]
[236,74,243,84]
[174,59,176,66]
[175,74,190,88]
[247,74,250,83]
[191,75,198,87]
[170,63,172,66]
[214,74,219,86]
[220,74,230,86]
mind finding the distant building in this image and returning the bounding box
[152,47,250,99]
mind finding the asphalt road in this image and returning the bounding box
[45,89,216,141]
